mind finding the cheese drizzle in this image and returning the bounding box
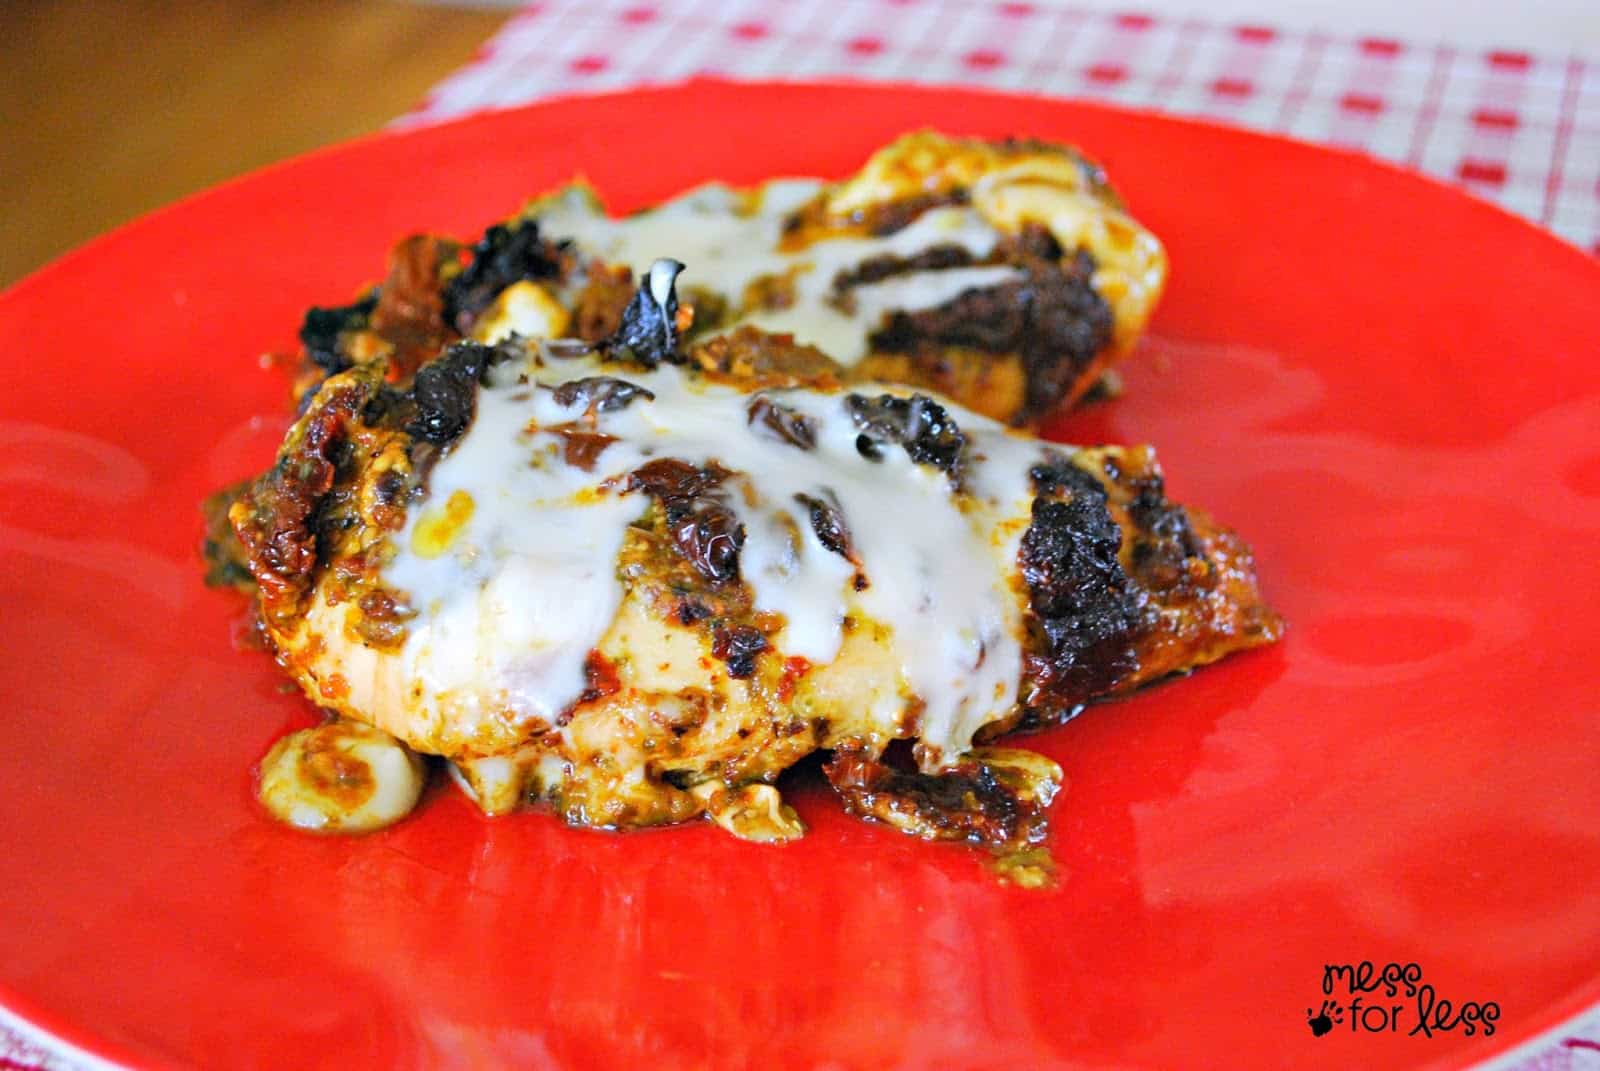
[380,337,1053,770]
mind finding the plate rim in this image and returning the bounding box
[2,78,1597,1070]
[5,75,1598,309]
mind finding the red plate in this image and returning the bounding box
[2,82,1597,1070]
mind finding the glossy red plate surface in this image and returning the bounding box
[2,82,1597,1070]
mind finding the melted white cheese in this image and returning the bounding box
[384,382,640,734]
[382,350,1053,767]
[534,186,1020,365]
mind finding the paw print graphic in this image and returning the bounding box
[1307,1000,1344,1037]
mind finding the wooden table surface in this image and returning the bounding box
[1,1,510,289]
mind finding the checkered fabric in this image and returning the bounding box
[5,2,1597,1068]
[403,0,1600,256]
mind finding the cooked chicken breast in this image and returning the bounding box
[229,266,1278,858]
[285,131,1166,427]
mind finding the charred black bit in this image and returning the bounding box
[869,250,1112,422]
[845,393,966,475]
[831,245,975,292]
[1018,460,1145,711]
[747,395,817,450]
[711,625,768,679]
[1029,451,1109,500]
[859,190,970,237]
[550,376,656,416]
[822,750,1049,850]
[1125,471,1201,587]
[1004,221,1064,262]
[299,291,378,375]
[406,340,513,447]
[1021,497,1121,619]
[605,258,684,368]
[442,221,568,334]
[359,384,416,430]
[793,492,855,561]
[1126,471,1195,551]
[781,190,968,239]
[627,458,745,585]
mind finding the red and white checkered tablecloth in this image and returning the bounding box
[5,2,1597,1068]
[402,0,1600,257]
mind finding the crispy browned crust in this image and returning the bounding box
[994,446,1283,736]
[823,748,1054,847]
[271,135,1155,428]
[835,226,1114,423]
[226,366,414,645]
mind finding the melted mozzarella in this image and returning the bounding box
[381,350,1053,767]
[384,384,640,736]
[537,183,810,299]
[534,186,1018,365]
